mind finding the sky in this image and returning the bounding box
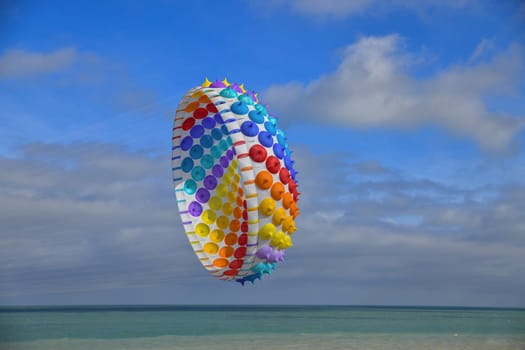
[0,0,524,307]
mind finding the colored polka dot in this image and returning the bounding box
[183,179,197,195]
[202,117,216,129]
[216,216,229,230]
[181,157,194,172]
[200,135,214,148]
[180,136,193,151]
[238,234,248,246]
[234,247,246,259]
[184,101,199,112]
[190,145,204,159]
[249,110,264,123]
[203,242,218,254]
[203,175,217,190]
[238,94,254,105]
[221,125,230,135]
[216,183,228,197]
[195,223,210,237]
[182,118,195,131]
[224,233,238,245]
[193,108,208,119]
[209,196,222,210]
[229,259,243,269]
[206,102,218,113]
[231,101,249,115]
[249,144,267,162]
[255,170,273,189]
[273,144,284,159]
[212,164,224,178]
[201,209,216,224]
[220,156,229,168]
[219,140,229,151]
[188,201,202,216]
[209,229,225,243]
[213,258,228,268]
[254,104,267,115]
[271,182,285,201]
[191,166,205,181]
[258,131,273,147]
[233,207,243,219]
[264,121,276,135]
[279,168,291,184]
[211,128,222,140]
[200,154,214,169]
[229,219,241,232]
[240,121,259,137]
[222,202,234,215]
[219,246,234,258]
[223,269,239,276]
[266,156,281,174]
[190,125,205,138]
[210,145,222,159]
[196,188,211,203]
[214,113,224,124]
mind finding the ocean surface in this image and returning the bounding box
[0,305,524,350]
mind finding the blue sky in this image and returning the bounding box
[0,0,524,307]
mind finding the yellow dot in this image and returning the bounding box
[230,183,238,193]
[272,207,287,226]
[222,202,234,215]
[209,229,225,243]
[216,216,230,230]
[259,198,276,217]
[209,196,222,211]
[259,223,276,240]
[227,191,236,203]
[203,242,218,254]
[233,173,241,183]
[201,210,216,225]
[232,159,238,168]
[195,223,210,237]
[282,216,296,234]
[270,231,285,248]
[216,184,228,197]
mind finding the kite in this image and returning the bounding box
[172,78,299,284]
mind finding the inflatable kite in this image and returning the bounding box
[172,78,299,284]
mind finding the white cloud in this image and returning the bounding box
[0,47,77,79]
[264,35,524,152]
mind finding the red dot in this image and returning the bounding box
[249,144,267,162]
[242,210,248,220]
[266,156,281,174]
[223,269,239,276]
[241,221,248,232]
[229,260,243,269]
[193,108,208,119]
[182,118,195,131]
[206,103,218,113]
[234,247,246,259]
[238,234,248,246]
[279,168,291,184]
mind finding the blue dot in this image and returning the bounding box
[210,145,222,159]
[214,113,225,124]
[190,145,204,159]
[240,121,259,137]
[221,125,229,135]
[181,157,194,172]
[200,135,214,148]
[202,117,216,129]
[219,140,228,151]
[254,104,267,115]
[211,128,222,140]
[249,110,265,124]
[180,136,193,151]
[273,144,284,159]
[231,101,249,115]
[264,121,276,135]
[258,131,273,147]
[191,166,205,181]
[238,94,254,105]
[190,125,205,138]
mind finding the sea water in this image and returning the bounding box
[0,305,524,349]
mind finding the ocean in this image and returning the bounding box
[0,305,524,349]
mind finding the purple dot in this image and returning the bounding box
[202,117,216,129]
[226,149,234,160]
[190,125,205,138]
[188,201,203,217]
[203,175,217,190]
[212,164,223,178]
[181,136,193,151]
[195,188,211,203]
[220,156,229,168]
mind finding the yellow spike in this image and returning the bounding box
[254,92,259,102]
[201,77,212,87]
[239,83,247,93]
[222,77,230,86]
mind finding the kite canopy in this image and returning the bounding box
[172,78,299,284]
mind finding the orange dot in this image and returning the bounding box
[238,187,244,196]
[198,95,212,104]
[219,246,234,258]
[213,258,228,268]
[233,207,243,219]
[236,196,243,207]
[255,170,273,190]
[229,219,241,232]
[271,182,285,201]
[282,192,294,209]
[184,101,200,112]
[224,233,238,245]
[223,269,239,276]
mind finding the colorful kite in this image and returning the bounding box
[172,78,299,284]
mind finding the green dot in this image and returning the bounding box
[191,166,205,181]
[201,154,214,169]
[184,179,197,195]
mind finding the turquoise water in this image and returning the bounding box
[1,306,524,349]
